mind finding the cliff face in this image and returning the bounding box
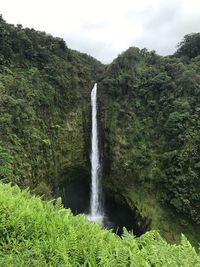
[0,17,104,194]
[99,47,200,245]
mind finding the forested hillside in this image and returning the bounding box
[99,33,200,245]
[0,15,104,195]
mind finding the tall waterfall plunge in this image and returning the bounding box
[87,83,103,223]
[60,83,149,234]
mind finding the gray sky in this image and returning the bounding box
[1,0,200,63]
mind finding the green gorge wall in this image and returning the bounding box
[98,46,200,245]
[0,17,104,195]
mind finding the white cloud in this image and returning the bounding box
[1,0,200,63]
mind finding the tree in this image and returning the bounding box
[0,144,13,180]
[175,33,200,59]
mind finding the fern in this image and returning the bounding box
[0,183,200,266]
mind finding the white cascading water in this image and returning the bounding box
[87,83,103,223]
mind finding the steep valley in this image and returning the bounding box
[1,16,200,248]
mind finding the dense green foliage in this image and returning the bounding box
[175,33,200,60]
[99,44,200,243]
[0,16,104,193]
[0,182,200,266]
[1,15,200,258]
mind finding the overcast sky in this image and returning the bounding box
[1,0,200,63]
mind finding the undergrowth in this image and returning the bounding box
[0,182,200,266]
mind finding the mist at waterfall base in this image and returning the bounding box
[60,179,149,236]
[59,84,149,236]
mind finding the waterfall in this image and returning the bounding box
[87,83,103,222]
